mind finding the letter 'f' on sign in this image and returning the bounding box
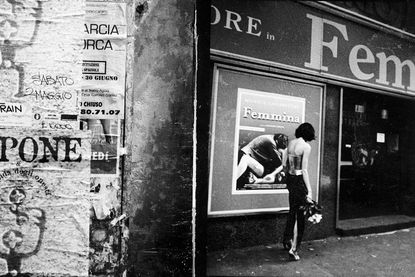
[304,14,349,71]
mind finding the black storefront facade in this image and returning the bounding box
[204,0,415,251]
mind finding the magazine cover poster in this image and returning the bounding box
[233,88,305,193]
[80,119,120,176]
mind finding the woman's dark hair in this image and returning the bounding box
[273,133,288,149]
[295,122,316,141]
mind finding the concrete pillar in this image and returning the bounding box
[125,0,195,275]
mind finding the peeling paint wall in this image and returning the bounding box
[0,0,129,275]
[125,0,195,275]
[0,0,196,274]
[84,1,129,275]
[0,131,91,276]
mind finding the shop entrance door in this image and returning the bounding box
[338,88,415,220]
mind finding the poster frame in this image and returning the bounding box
[232,88,306,195]
[208,64,325,217]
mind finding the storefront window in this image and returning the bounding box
[339,88,415,220]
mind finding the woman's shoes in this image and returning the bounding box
[288,249,300,261]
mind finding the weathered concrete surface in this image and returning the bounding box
[207,227,415,276]
[125,0,194,275]
[0,0,129,275]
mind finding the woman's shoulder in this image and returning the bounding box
[289,138,310,154]
[301,139,311,148]
[288,138,298,146]
[298,139,311,151]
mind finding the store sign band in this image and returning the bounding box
[305,14,415,91]
[211,0,415,95]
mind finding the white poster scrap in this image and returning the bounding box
[0,0,84,127]
[81,2,127,119]
[0,129,90,276]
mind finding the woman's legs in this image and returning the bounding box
[237,154,264,179]
[288,206,306,260]
[236,155,249,179]
[295,208,306,249]
[283,179,295,249]
[288,214,300,261]
[285,175,306,259]
[291,219,298,251]
[283,207,295,247]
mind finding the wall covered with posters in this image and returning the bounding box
[0,0,128,275]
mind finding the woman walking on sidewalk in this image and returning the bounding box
[283,122,316,261]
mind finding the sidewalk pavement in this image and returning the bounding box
[207,227,415,276]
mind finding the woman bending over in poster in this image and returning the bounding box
[236,133,288,189]
[283,122,315,261]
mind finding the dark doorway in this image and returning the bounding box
[338,88,415,220]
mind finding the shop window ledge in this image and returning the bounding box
[336,215,415,236]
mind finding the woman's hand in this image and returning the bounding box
[306,194,313,203]
[254,174,275,184]
[262,174,275,183]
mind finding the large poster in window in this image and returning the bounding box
[233,89,305,193]
[208,66,322,216]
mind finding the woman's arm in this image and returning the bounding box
[263,164,283,179]
[255,164,283,183]
[281,148,288,169]
[301,144,313,201]
[256,148,286,183]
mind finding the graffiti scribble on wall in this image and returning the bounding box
[0,188,45,277]
[0,0,126,275]
[0,130,91,276]
[0,0,41,98]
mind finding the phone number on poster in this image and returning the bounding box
[81,109,120,115]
